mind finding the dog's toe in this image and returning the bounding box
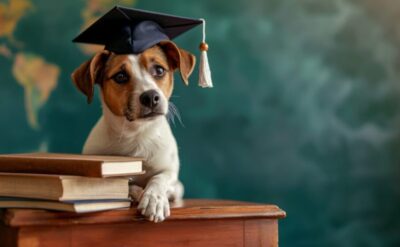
[155,203,164,222]
[144,195,157,217]
[137,195,150,214]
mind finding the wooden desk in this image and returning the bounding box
[0,199,286,247]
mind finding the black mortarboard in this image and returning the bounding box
[73,6,213,88]
[73,6,202,54]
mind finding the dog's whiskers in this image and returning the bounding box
[167,102,184,127]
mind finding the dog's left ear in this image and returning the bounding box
[71,50,110,103]
[159,41,196,85]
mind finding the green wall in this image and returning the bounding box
[1,0,400,246]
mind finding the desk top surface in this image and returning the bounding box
[0,199,286,227]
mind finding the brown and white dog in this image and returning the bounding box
[71,41,195,222]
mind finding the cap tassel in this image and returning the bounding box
[198,19,213,88]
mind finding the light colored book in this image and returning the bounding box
[0,197,131,213]
[0,173,129,201]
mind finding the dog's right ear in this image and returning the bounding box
[71,51,110,104]
[158,41,196,86]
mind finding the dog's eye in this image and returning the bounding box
[150,65,166,78]
[113,71,129,84]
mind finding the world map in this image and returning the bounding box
[0,0,135,129]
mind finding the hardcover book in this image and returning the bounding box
[0,173,129,201]
[0,153,143,177]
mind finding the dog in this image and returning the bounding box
[71,40,195,222]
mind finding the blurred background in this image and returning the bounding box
[1,0,400,246]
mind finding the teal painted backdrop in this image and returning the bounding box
[1,0,400,246]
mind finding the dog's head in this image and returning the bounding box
[71,41,195,121]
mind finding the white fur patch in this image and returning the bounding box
[129,55,158,93]
[128,55,168,113]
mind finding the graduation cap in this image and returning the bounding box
[73,6,212,88]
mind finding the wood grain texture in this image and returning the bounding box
[0,199,286,247]
[1,199,286,227]
[244,219,279,247]
[17,219,249,247]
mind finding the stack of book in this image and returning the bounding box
[0,153,143,213]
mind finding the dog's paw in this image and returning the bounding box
[137,189,170,223]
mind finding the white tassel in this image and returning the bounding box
[198,19,213,88]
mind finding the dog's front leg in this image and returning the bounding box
[137,172,175,222]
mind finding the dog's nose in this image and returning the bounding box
[140,90,160,109]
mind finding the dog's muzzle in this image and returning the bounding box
[139,90,165,118]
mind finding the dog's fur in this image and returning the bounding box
[71,41,195,222]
